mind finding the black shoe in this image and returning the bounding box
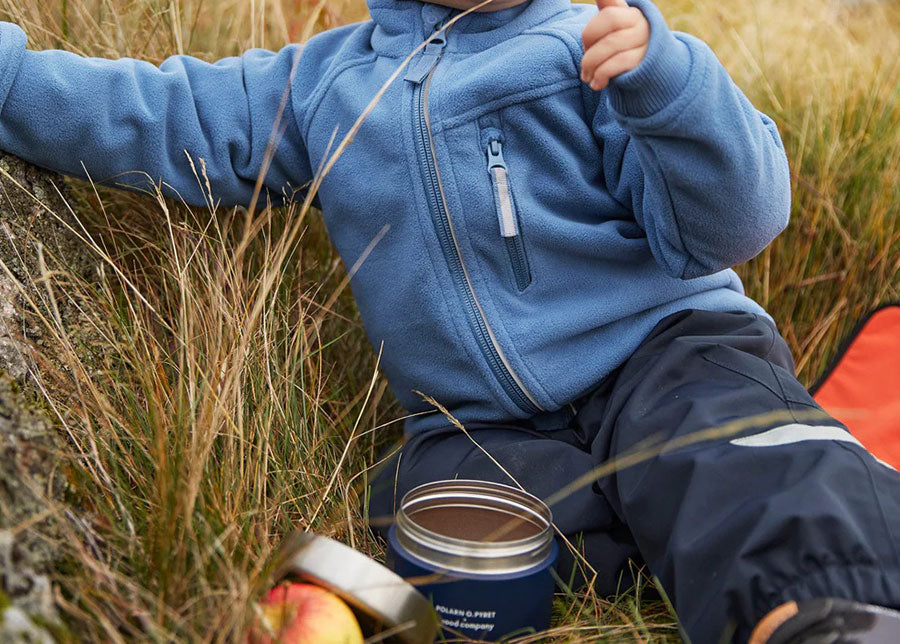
[764,598,900,644]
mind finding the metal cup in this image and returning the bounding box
[274,531,440,644]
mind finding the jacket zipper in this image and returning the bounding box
[487,138,532,291]
[405,22,543,416]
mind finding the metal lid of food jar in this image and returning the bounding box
[273,531,439,644]
[394,479,555,575]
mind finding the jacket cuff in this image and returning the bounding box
[606,0,692,119]
[0,23,27,114]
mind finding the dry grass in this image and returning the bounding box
[0,0,898,642]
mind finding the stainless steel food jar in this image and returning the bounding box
[387,480,558,641]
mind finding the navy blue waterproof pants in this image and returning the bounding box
[369,310,900,642]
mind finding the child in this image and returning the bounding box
[1,0,898,640]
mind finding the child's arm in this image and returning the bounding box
[582,0,791,280]
[0,22,316,207]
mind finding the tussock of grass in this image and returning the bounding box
[0,0,897,642]
[5,185,394,640]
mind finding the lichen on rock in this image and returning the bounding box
[0,376,62,643]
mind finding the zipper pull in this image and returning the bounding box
[486,139,519,238]
[487,139,506,170]
[405,28,448,84]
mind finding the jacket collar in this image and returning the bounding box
[366,0,571,55]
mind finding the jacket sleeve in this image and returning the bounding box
[0,21,316,208]
[588,0,791,279]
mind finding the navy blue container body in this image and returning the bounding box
[387,525,558,641]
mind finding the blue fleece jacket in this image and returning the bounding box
[0,0,791,434]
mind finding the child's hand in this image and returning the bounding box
[581,0,650,91]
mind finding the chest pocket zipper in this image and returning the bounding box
[486,138,532,291]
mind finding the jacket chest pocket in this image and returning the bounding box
[480,117,533,292]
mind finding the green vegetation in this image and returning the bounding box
[0,0,897,641]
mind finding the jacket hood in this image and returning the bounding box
[366,0,571,54]
[414,0,533,12]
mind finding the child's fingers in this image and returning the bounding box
[581,6,643,51]
[580,24,647,82]
[585,46,647,91]
[595,0,628,9]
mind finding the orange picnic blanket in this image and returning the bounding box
[812,304,900,469]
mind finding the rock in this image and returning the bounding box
[0,154,96,642]
[0,604,56,644]
[0,376,62,643]
[0,153,94,381]
[0,276,23,380]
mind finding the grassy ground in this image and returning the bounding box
[1,0,898,641]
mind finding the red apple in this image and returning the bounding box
[247,582,364,644]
